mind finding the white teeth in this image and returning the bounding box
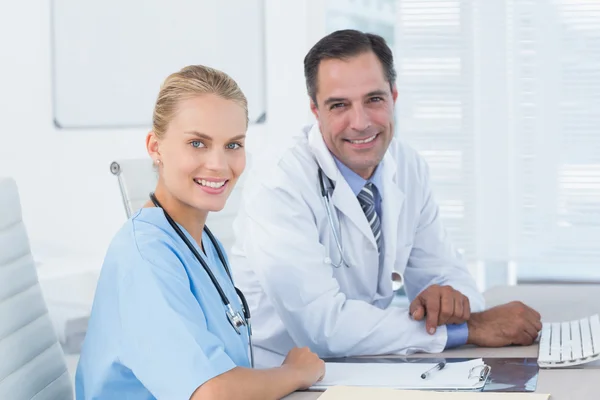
[350,134,377,144]
[195,179,226,188]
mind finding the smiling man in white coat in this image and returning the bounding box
[230,29,543,367]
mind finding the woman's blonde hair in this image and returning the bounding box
[152,65,248,139]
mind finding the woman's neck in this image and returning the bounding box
[145,183,208,247]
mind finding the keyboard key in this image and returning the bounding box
[591,314,600,355]
[561,322,571,361]
[581,317,594,358]
[538,324,551,362]
[571,320,583,360]
[550,322,561,360]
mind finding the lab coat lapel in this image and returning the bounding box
[379,150,405,294]
[307,124,376,248]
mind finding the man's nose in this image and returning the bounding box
[349,104,371,132]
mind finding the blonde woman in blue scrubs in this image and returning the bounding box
[75,65,325,399]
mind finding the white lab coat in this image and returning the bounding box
[230,123,485,367]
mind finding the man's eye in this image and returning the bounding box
[330,103,345,110]
[369,97,383,103]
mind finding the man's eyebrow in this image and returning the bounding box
[365,90,388,97]
[323,90,389,106]
[324,97,348,106]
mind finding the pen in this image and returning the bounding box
[420,362,446,379]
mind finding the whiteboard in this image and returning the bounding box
[51,0,266,128]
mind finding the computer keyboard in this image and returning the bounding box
[538,314,600,368]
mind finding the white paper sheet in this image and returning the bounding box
[312,358,488,390]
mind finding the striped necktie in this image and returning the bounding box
[357,182,383,254]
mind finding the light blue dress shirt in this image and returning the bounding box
[333,157,468,349]
[75,208,250,399]
[333,157,384,218]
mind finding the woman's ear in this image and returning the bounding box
[146,131,161,165]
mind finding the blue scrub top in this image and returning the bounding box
[75,208,250,399]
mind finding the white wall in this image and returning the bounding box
[0,0,323,276]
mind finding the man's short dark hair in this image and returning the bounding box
[303,29,397,105]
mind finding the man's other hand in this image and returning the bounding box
[409,284,471,334]
[466,301,542,347]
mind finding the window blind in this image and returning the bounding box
[395,0,477,260]
[508,0,600,281]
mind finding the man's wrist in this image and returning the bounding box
[445,323,469,349]
[466,312,483,345]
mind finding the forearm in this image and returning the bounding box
[284,299,447,357]
[191,366,302,400]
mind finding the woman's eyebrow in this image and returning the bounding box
[184,131,211,140]
[184,131,246,141]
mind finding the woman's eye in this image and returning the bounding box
[226,143,242,150]
[191,140,204,148]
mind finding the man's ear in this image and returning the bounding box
[392,84,398,103]
[310,99,319,120]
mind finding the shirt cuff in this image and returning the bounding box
[445,323,469,349]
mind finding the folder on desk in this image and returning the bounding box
[311,358,491,391]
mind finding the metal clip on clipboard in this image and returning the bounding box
[469,364,492,383]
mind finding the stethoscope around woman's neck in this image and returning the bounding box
[149,193,254,368]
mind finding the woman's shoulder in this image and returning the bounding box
[102,208,184,279]
[110,208,169,249]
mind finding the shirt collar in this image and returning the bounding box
[333,156,384,198]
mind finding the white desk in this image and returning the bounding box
[285,284,600,399]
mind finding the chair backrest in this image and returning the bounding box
[0,177,73,400]
[110,158,250,253]
[110,159,158,218]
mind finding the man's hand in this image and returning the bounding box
[409,284,471,334]
[467,301,542,347]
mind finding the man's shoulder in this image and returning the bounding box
[387,137,429,180]
[247,130,318,190]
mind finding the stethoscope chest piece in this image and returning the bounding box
[226,304,246,334]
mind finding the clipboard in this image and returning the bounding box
[309,357,539,393]
[309,358,492,391]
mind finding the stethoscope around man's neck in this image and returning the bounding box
[318,168,406,292]
[150,192,254,368]
[318,168,354,269]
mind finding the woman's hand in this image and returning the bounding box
[282,347,326,389]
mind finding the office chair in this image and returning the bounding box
[110,157,250,253]
[0,177,73,400]
[110,159,157,218]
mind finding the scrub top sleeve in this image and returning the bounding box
[117,254,236,400]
